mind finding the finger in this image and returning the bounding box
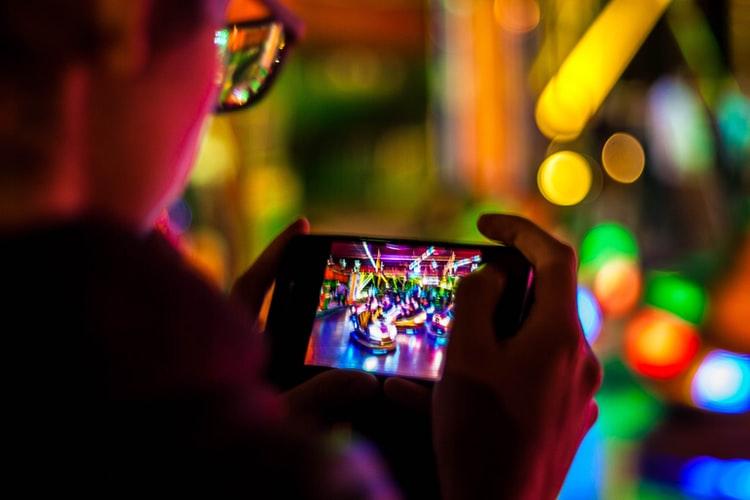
[477,213,577,316]
[383,378,432,415]
[283,369,379,418]
[447,266,506,374]
[231,218,310,317]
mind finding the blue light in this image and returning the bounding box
[167,198,192,234]
[577,286,603,344]
[681,456,750,499]
[559,423,603,500]
[720,460,750,500]
[691,350,750,414]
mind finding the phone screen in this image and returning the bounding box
[303,239,483,380]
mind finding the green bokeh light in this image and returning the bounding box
[644,272,708,325]
[637,482,685,500]
[597,360,663,440]
[580,222,639,271]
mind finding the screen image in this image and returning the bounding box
[304,240,482,380]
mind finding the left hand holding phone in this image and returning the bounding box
[231,218,379,425]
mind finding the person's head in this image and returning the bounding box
[0,0,297,232]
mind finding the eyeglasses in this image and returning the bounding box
[213,17,292,113]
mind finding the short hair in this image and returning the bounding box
[0,0,207,182]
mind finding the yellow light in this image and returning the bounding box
[242,165,302,219]
[537,151,592,206]
[494,0,540,34]
[190,117,239,187]
[601,132,646,183]
[535,0,672,141]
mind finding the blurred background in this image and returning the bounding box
[160,0,750,498]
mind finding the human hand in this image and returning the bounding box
[232,220,379,425]
[283,369,379,427]
[231,218,309,325]
[433,214,601,500]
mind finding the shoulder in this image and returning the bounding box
[2,218,271,414]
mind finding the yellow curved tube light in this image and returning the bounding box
[535,0,672,142]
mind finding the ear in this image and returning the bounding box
[95,0,152,76]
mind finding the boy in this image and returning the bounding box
[0,1,600,497]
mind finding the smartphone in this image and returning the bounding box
[265,234,534,388]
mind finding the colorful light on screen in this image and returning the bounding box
[577,286,603,344]
[535,0,672,141]
[537,151,592,206]
[681,456,750,499]
[601,132,646,183]
[645,273,707,325]
[593,258,642,316]
[691,350,750,414]
[580,223,639,272]
[624,308,700,379]
[363,356,379,372]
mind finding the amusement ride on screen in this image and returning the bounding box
[303,240,482,380]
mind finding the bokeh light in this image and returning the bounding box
[190,117,239,187]
[593,257,642,317]
[537,151,592,206]
[580,222,639,272]
[184,228,229,289]
[242,165,303,220]
[717,89,750,165]
[167,199,193,235]
[625,308,701,379]
[595,360,664,440]
[712,235,750,351]
[646,76,715,184]
[559,423,604,500]
[601,132,646,183]
[494,0,541,34]
[534,0,671,141]
[645,273,707,326]
[577,286,603,344]
[681,456,750,499]
[691,350,750,414]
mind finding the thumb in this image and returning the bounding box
[447,265,506,376]
[383,377,432,415]
[231,218,309,319]
[283,369,379,418]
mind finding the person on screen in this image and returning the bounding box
[0,0,600,497]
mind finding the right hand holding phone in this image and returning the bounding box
[433,214,601,500]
